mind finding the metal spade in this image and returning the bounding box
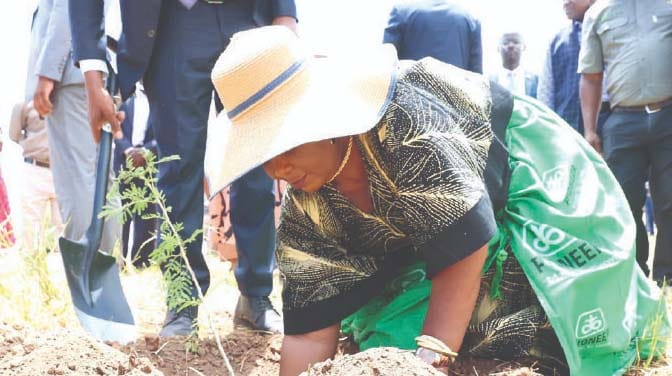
[59,90,136,343]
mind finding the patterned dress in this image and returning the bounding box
[277,59,565,369]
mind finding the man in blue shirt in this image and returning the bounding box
[383,0,482,74]
[579,0,672,280]
[538,0,606,134]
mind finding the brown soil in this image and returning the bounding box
[116,329,284,376]
[301,347,545,376]
[301,347,444,376]
[0,322,159,375]
[450,358,543,376]
[1,319,548,376]
[0,250,654,376]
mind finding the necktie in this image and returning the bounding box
[507,71,515,93]
[179,0,198,9]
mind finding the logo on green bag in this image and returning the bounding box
[543,165,571,202]
[576,308,607,339]
[523,221,574,254]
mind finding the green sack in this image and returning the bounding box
[341,262,429,351]
[342,95,669,375]
[496,95,669,375]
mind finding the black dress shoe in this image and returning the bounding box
[655,273,672,288]
[159,306,198,337]
[234,295,283,333]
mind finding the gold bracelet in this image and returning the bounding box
[415,335,458,367]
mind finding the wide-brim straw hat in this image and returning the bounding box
[208,25,398,198]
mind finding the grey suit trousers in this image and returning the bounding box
[47,83,121,252]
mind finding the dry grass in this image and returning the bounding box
[0,216,71,329]
[0,235,279,338]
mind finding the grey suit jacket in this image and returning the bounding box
[25,0,84,101]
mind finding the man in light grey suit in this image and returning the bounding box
[28,0,120,252]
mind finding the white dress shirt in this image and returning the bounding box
[131,88,149,147]
[494,66,526,96]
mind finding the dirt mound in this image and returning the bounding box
[114,328,283,376]
[300,347,546,376]
[450,358,544,376]
[301,347,444,376]
[1,320,548,376]
[0,322,160,375]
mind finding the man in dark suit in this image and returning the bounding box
[113,87,157,268]
[69,0,297,336]
[382,0,482,74]
[490,32,539,98]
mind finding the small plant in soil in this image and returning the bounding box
[101,152,236,375]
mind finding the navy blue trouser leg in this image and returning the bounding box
[131,191,158,266]
[120,178,157,266]
[602,111,650,275]
[602,108,672,278]
[144,0,274,301]
[120,202,131,257]
[647,107,672,280]
[230,166,276,297]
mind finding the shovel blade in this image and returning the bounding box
[60,237,136,343]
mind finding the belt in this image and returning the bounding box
[600,101,611,113]
[24,157,50,168]
[613,97,672,114]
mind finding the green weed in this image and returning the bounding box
[101,152,235,375]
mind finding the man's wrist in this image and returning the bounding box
[37,76,56,84]
[83,70,105,91]
[79,59,108,75]
[584,129,598,139]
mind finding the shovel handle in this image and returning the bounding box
[85,124,114,249]
[85,70,120,251]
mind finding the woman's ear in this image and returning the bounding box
[262,160,275,179]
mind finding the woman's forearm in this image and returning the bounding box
[280,324,340,376]
[422,243,489,352]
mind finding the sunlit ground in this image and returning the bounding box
[0,228,669,375]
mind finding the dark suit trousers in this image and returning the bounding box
[119,177,158,267]
[144,0,276,298]
[602,106,672,279]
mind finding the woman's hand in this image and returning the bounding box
[420,243,489,361]
[415,335,457,374]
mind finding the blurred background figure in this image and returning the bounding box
[9,101,61,250]
[579,0,672,280]
[0,129,15,248]
[538,0,599,134]
[27,0,120,252]
[490,31,538,98]
[113,84,157,268]
[383,0,482,73]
